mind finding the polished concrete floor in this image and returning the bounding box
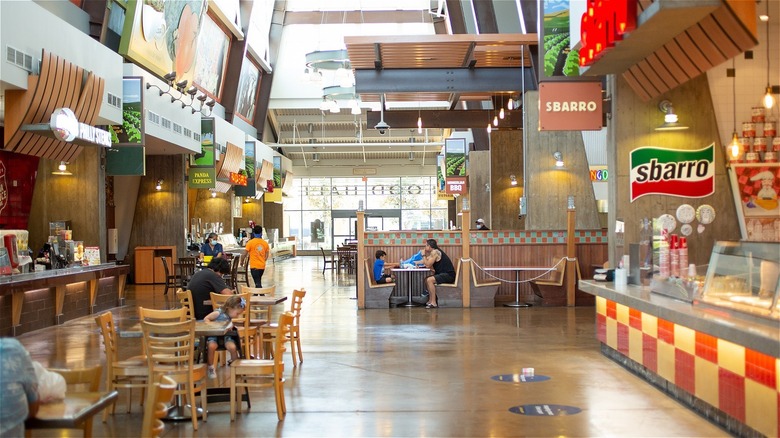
[18,256,727,437]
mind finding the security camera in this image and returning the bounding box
[375,121,390,135]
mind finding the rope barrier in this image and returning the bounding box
[460,257,577,285]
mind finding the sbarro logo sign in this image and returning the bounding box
[630,144,714,202]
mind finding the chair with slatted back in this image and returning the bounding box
[138,306,188,323]
[141,375,177,438]
[230,312,293,421]
[94,311,148,421]
[42,364,103,437]
[160,257,178,296]
[320,247,334,274]
[238,285,276,296]
[176,289,195,320]
[177,257,197,289]
[259,289,305,364]
[230,292,258,361]
[141,318,208,431]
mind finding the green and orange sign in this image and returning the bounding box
[630,144,714,202]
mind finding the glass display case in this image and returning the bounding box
[696,241,780,320]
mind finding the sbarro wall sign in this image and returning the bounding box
[630,144,715,202]
[538,82,603,131]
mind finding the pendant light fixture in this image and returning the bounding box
[417,103,423,134]
[762,1,775,110]
[499,95,505,119]
[728,59,741,158]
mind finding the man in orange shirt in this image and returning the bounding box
[245,225,270,287]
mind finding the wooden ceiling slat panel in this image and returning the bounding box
[685,24,726,67]
[18,54,62,156]
[28,58,73,158]
[638,0,654,14]
[622,68,654,102]
[644,53,678,90]
[674,32,713,72]
[698,15,740,59]
[653,48,689,84]
[636,59,671,94]
[711,5,758,51]
[43,63,84,161]
[664,39,702,80]
[627,65,661,98]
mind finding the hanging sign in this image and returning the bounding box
[445,176,468,195]
[580,0,638,67]
[539,82,603,131]
[630,144,714,202]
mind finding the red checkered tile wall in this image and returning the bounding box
[596,297,779,437]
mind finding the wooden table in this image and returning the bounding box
[25,390,118,438]
[391,267,431,307]
[482,266,552,307]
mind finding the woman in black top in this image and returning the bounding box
[421,239,455,308]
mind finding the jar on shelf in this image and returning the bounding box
[745,152,761,163]
[742,122,756,138]
[751,106,766,123]
[754,137,768,152]
[763,121,776,137]
[764,151,778,163]
[772,137,780,152]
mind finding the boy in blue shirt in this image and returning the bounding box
[373,250,395,283]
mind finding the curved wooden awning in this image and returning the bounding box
[3,50,105,162]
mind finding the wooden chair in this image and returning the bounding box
[140,375,176,438]
[469,261,501,307]
[363,259,395,308]
[41,364,103,437]
[230,312,293,421]
[228,256,241,289]
[529,256,590,306]
[209,292,254,366]
[138,306,188,323]
[336,247,356,273]
[259,289,305,364]
[159,256,178,296]
[94,311,148,421]
[177,257,197,289]
[141,319,208,431]
[435,259,463,307]
[320,247,334,273]
[238,285,276,296]
[176,289,195,320]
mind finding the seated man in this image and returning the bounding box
[188,257,233,320]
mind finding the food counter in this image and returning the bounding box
[578,278,779,437]
[0,263,130,336]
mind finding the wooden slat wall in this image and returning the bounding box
[623,2,758,101]
[2,50,105,162]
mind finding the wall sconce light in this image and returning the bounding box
[210,189,217,198]
[52,161,72,175]
[485,183,490,192]
[655,100,688,131]
[244,197,251,203]
[509,174,518,186]
[553,151,564,168]
[155,179,163,191]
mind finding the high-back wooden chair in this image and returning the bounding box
[138,306,188,323]
[260,289,305,364]
[159,256,178,296]
[41,364,103,437]
[141,319,208,431]
[140,375,177,438]
[177,257,197,288]
[230,312,293,421]
[320,247,334,274]
[176,289,195,320]
[230,292,258,360]
[94,311,148,421]
[238,285,276,296]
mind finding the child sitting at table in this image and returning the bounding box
[204,295,245,379]
[373,250,396,284]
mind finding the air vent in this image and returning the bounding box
[161,118,171,129]
[148,111,160,125]
[5,45,35,73]
[183,127,192,138]
[193,133,201,142]
[106,92,122,109]
[173,123,182,134]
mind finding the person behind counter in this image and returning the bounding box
[189,257,233,320]
[421,239,456,309]
[245,225,270,288]
[200,233,224,260]
[475,218,490,230]
[0,338,39,437]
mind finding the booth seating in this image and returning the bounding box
[530,257,591,306]
[469,262,501,307]
[435,260,463,307]
[363,259,396,308]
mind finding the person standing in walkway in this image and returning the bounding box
[421,239,456,308]
[246,225,270,287]
[0,338,39,437]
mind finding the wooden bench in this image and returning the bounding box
[530,257,591,306]
[435,259,463,307]
[469,261,501,307]
[363,259,396,308]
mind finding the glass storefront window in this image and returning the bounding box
[365,177,401,209]
[300,178,331,210]
[331,178,365,210]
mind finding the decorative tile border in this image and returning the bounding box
[364,229,607,246]
[596,296,779,437]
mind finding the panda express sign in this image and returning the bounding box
[630,144,714,202]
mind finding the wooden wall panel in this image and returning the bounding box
[489,130,525,230]
[523,91,601,231]
[610,74,741,267]
[468,150,491,228]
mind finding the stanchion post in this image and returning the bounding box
[356,210,366,309]
[461,207,471,307]
[566,206,576,307]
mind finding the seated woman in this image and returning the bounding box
[200,233,224,260]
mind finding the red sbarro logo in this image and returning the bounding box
[630,144,714,202]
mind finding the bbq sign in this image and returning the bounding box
[630,144,714,202]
